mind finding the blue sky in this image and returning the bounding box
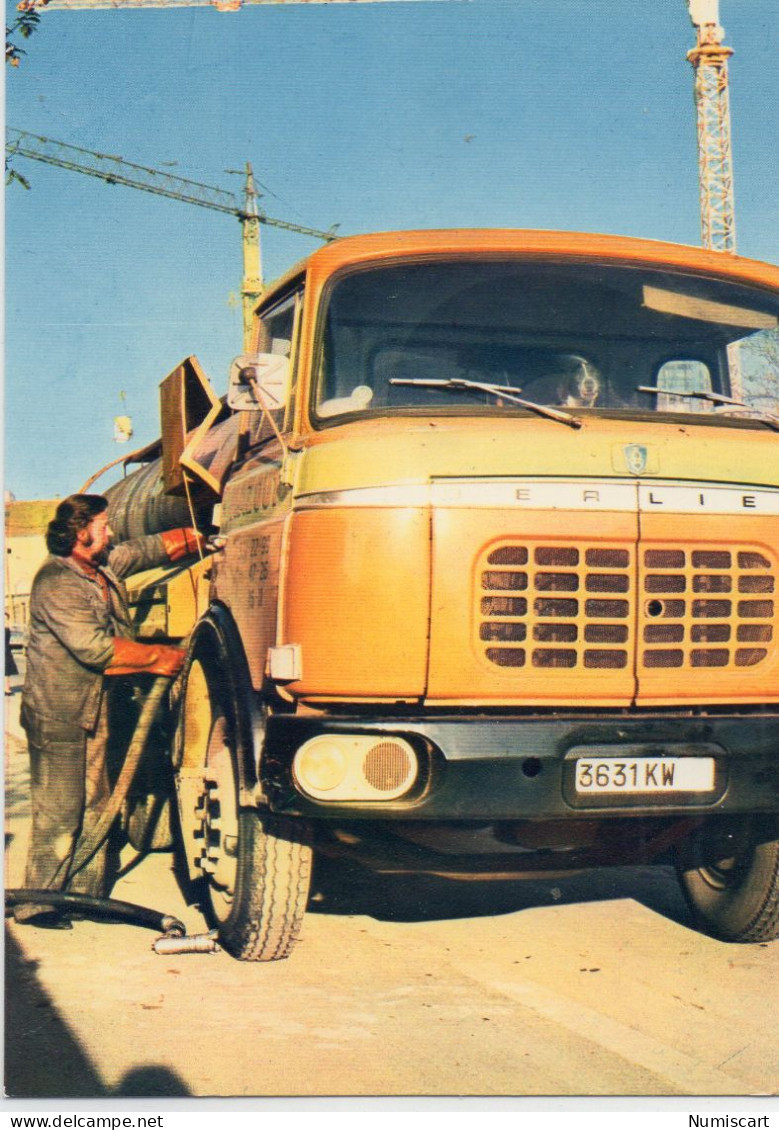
[5,0,778,499]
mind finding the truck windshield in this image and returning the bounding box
[313,258,779,426]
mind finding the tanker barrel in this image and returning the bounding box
[105,459,193,542]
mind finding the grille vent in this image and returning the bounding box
[641,547,775,669]
[477,541,776,676]
[479,544,632,670]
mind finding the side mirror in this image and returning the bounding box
[228,352,291,412]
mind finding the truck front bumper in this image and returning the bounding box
[261,711,778,821]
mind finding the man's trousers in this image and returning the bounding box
[14,695,110,921]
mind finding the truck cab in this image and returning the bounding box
[121,230,779,960]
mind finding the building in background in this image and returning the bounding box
[5,498,58,637]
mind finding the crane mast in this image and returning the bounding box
[6,129,337,348]
[11,4,740,259]
[241,163,262,348]
[686,0,736,252]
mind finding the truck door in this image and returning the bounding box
[216,286,304,691]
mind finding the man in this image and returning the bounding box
[15,493,204,929]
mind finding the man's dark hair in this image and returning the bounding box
[46,494,108,557]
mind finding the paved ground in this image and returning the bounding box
[4,685,778,1101]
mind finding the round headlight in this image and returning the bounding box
[293,740,348,794]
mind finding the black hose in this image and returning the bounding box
[5,888,185,936]
[69,674,172,878]
[9,673,194,939]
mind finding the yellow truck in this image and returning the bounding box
[112,229,779,960]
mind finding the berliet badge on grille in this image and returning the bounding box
[624,444,650,475]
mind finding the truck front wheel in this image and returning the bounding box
[175,619,313,961]
[674,819,779,943]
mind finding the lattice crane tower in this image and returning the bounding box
[686,0,736,252]
[14,1,736,254]
[6,129,338,348]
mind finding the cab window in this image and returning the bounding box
[656,359,714,413]
[250,285,303,443]
[312,259,778,426]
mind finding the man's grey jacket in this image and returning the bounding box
[22,535,167,730]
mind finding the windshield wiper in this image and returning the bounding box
[637,386,779,432]
[638,385,745,407]
[389,377,582,429]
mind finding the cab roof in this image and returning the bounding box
[261,228,779,308]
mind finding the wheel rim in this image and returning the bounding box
[694,824,754,892]
[698,852,752,891]
[181,656,241,927]
[200,714,240,925]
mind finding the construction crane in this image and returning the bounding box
[686,0,736,252]
[16,0,432,10]
[6,128,338,346]
[12,2,739,257]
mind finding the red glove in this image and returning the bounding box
[105,637,187,677]
[161,527,207,563]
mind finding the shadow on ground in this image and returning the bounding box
[4,927,192,1098]
[113,1066,191,1097]
[310,856,694,932]
[5,927,107,1097]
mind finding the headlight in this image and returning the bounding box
[292,735,418,801]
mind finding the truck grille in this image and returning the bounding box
[478,542,775,674]
[640,546,775,669]
[479,544,634,670]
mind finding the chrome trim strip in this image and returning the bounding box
[636,482,779,515]
[295,484,431,508]
[294,478,779,515]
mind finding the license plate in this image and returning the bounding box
[575,757,715,794]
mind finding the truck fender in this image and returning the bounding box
[175,603,265,809]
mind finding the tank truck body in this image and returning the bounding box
[112,230,779,960]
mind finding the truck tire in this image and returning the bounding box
[175,615,313,961]
[214,809,313,962]
[674,821,779,943]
